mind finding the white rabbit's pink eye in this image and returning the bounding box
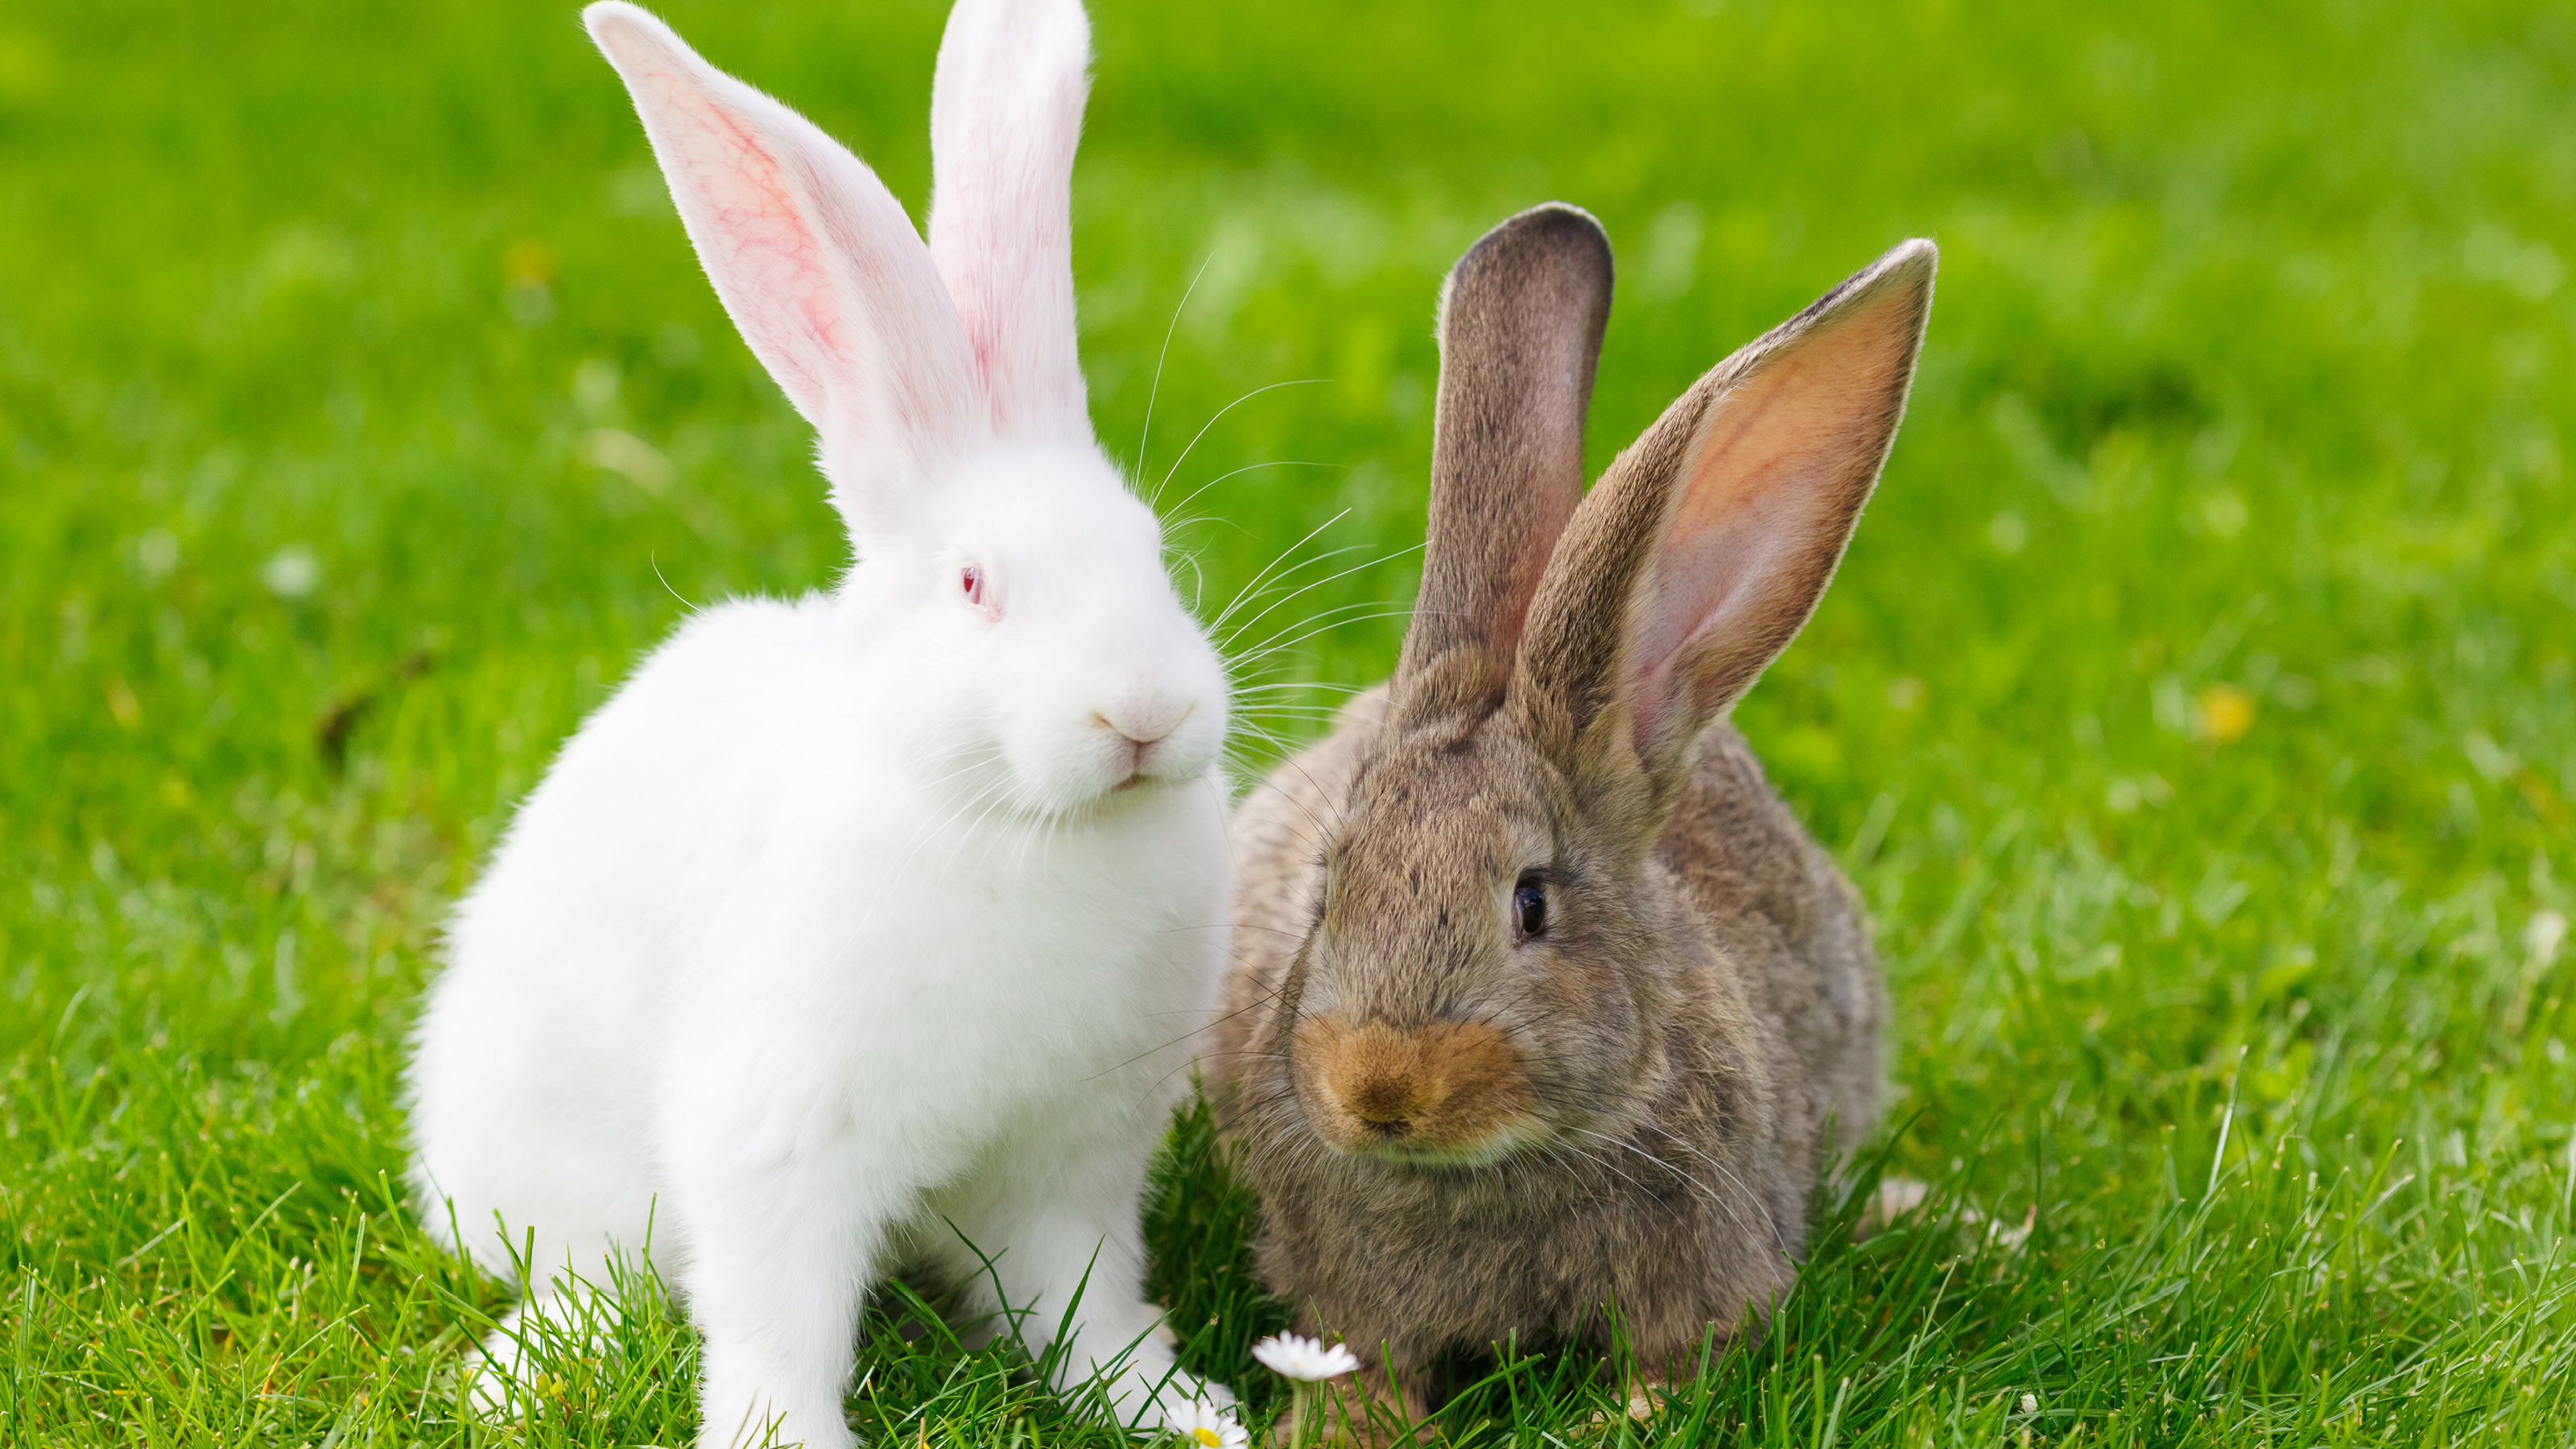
[960,565,987,606]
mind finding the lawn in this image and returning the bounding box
[4,0,2574,1443]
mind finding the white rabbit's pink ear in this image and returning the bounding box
[584,2,979,522]
[926,0,1095,446]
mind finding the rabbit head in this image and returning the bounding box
[585,0,1227,819]
[1273,205,1933,1167]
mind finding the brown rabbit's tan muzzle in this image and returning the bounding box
[1290,1013,1541,1164]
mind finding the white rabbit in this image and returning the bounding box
[402,2,1236,1445]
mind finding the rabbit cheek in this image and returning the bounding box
[1290,1014,1536,1164]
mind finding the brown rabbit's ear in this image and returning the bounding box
[1391,204,1614,724]
[1517,238,1935,795]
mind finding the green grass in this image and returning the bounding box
[5,0,2574,1443]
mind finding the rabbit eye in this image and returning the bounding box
[960,564,989,609]
[1513,875,1547,939]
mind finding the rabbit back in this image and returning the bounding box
[406,594,857,1275]
[1662,723,1885,1178]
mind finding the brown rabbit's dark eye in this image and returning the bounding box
[1513,876,1547,939]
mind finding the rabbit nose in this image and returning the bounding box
[1309,1022,1437,1135]
[1344,1073,1426,1129]
[1093,700,1188,746]
[1294,1014,1532,1156]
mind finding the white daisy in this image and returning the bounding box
[1252,1332,1361,1382]
[1169,1396,1248,1449]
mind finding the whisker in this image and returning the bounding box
[1232,680,1369,696]
[1223,719,1347,846]
[1218,543,1422,648]
[1136,248,1216,495]
[1208,510,1356,630]
[1227,608,1422,673]
[1162,459,1342,523]
[1157,378,1330,502]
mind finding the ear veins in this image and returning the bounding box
[613,58,848,422]
[587,1,983,510]
[1513,241,1934,791]
[1635,353,1870,750]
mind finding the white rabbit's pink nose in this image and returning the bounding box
[1093,700,1192,786]
[1093,699,1189,748]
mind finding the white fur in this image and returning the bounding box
[404,5,1234,1447]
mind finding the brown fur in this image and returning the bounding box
[1209,205,1934,1440]
[1393,201,1612,718]
[1293,1014,1538,1157]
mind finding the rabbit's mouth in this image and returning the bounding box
[1347,1128,1544,1170]
[1074,764,1189,812]
[1020,753,1209,822]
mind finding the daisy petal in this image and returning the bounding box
[1252,1331,1362,1382]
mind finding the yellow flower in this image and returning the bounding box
[2196,684,2256,745]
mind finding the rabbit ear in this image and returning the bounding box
[927,0,1095,445]
[1517,238,1935,796]
[584,2,979,530]
[1391,204,1614,723]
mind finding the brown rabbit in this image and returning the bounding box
[1211,202,1934,1437]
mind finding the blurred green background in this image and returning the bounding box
[3,0,2573,1443]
